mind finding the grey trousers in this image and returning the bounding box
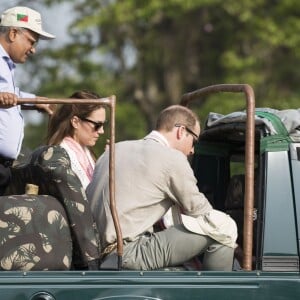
[101,224,234,271]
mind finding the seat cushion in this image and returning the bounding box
[7,145,100,269]
[0,194,72,271]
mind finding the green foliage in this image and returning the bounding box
[91,101,147,158]
[18,0,300,150]
[23,114,49,150]
[115,101,147,140]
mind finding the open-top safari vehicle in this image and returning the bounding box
[1,85,300,300]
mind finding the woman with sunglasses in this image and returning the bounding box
[46,90,106,189]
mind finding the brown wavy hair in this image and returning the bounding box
[46,90,105,145]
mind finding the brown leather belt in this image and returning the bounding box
[100,242,118,259]
[100,232,153,260]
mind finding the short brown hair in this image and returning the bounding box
[155,105,199,132]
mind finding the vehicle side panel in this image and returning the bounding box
[1,271,300,300]
[263,151,298,257]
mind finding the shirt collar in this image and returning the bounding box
[144,130,170,147]
[0,44,15,71]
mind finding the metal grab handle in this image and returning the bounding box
[18,96,123,269]
[181,84,255,271]
[17,97,114,105]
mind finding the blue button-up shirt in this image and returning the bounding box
[0,44,35,159]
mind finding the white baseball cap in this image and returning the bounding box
[181,210,238,248]
[0,6,55,40]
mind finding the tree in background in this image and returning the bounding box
[20,0,300,154]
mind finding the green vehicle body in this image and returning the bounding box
[1,85,300,299]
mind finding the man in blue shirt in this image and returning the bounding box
[0,6,55,195]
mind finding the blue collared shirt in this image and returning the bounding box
[0,44,35,159]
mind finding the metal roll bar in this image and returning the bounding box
[18,96,123,270]
[181,84,255,271]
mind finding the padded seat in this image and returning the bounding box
[0,194,72,271]
[3,145,100,270]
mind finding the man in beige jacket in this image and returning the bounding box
[87,105,236,271]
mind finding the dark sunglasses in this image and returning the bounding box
[174,123,199,146]
[79,117,106,131]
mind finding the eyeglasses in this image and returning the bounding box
[174,123,199,146]
[79,117,106,131]
[18,30,38,48]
